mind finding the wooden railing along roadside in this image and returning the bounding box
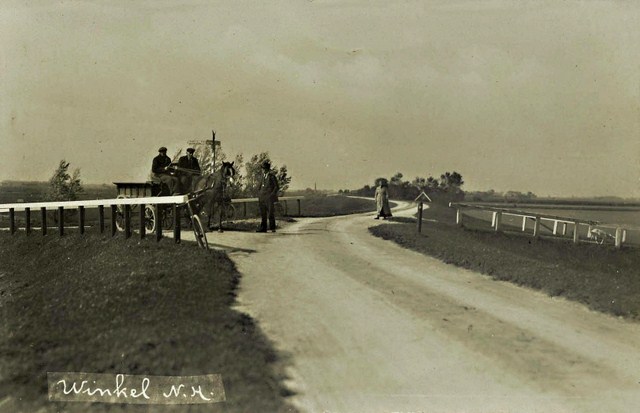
[449,202,631,248]
[0,196,188,242]
[232,196,303,218]
[0,196,304,241]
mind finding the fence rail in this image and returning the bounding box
[0,195,305,242]
[0,195,188,212]
[231,196,303,217]
[449,202,633,248]
[0,196,189,242]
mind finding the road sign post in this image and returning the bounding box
[188,130,221,175]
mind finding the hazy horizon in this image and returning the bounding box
[2,1,639,198]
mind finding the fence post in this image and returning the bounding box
[139,203,146,239]
[9,208,15,235]
[615,227,623,249]
[456,208,462,227]
[25,208,31,236]
[573,221,580,244]
[417,201,423,233]
[111,205,117,237]
[173,204,181,243]
[98,205,105,233]
[533,216,540,239]
[521,216,527,232]
[562,223,567,236]
[552,220,558,235]
[156,204,163,242]
[297,199,301,216]
[494,212,502,233]
[41,207,47,236]
[124,205,131,239]
[78,206,85,235]
[58,207,64,236]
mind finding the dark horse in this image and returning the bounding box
[176,161,237,232]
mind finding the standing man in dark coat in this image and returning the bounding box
[151,147,180,195]
[176,147,201,193]
[256,160,279,233]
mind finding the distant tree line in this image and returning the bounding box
[465,189,537,203]
[342,171,465,203]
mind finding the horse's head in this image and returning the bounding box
[220,161,236,184]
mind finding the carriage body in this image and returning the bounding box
[114,181,162,198]
[112,181,172,233]
[110,161,236,247]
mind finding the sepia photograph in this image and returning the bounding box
[1,1,639,412]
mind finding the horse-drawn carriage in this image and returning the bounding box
[113,161,237,249]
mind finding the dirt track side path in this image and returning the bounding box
[190,203,640,413]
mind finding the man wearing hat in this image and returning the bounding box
[151,147,180,195]
[177,148,201,193]
[256,159,279,233]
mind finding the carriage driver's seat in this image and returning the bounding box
[150,176,171,197]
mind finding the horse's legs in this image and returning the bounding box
[207,199,215,230]
[218,202,224,233]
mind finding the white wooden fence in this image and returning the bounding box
[449,202,632,249]
[0,195,188,242]
[0,195,305,241]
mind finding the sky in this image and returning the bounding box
[1,0,639,197]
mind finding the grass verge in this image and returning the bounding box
[369,204,640,320]
[0,231,296,413]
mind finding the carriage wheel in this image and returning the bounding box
[144,205,156,233]
[162,206,174,230]
[224,203,235,221]
[191,214,209,250]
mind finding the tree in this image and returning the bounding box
[439,171,464,191]
[426,176,439,190]
[390,172,404,186]
[47,160,83,202]
[244,152,291,197]
[275,165,292,193]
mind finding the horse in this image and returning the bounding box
[180,161,237,232]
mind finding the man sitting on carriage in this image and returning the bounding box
[151,147,181,195]
[176,147,201,193]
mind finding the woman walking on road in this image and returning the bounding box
[374,180,392,220]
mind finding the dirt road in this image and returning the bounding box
[198,202,640,413]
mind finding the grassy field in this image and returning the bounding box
[0,231,297,413]
[297,194,377,217]
[370,203,640,320]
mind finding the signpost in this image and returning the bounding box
[188,130,221,175]
[414,191,432,233]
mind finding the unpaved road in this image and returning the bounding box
[195,202,640,413]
